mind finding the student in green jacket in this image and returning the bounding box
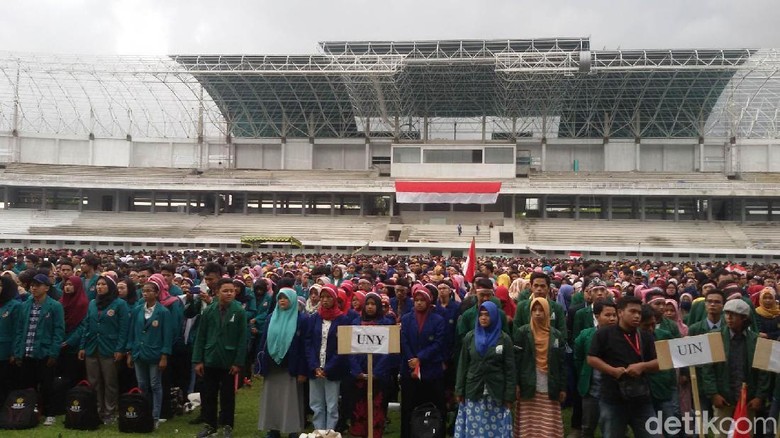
[193,277,248,438]
[514,297,567,438]
[79,275,130,424]
[12,274,65,427]
[700,299,771,438]
[514,272,566,337]
[687,289,725,336]
[573,280,610,341]
[126,280,173,429]
[574,300,618,438]
[454,301,515,438]
[0,276,21,403]
[455,277,510,356]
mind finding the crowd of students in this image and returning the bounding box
[0,249,779,438]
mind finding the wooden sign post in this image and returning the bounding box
[656,332,726,438]
[338,325,400,438]
[752,337,780,438]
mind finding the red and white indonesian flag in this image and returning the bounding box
[465,237,476,283]
[394,181,501,204]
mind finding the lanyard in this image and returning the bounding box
[624,332,641,358]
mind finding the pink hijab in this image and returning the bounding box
[665,299,688,336]
[149,273,178,307]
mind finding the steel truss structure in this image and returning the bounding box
[1,38,779,140]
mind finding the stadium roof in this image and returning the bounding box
[2,38,779,139]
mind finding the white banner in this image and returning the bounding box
[395,192,499,204]
[349,326,391,354]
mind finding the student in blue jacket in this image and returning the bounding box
[126,280,173,429]
[257,288,308,438]
[0,276,21,403]
[79,275,130,424]
[305,284,348,431]
[349,292,396,438]
[12,274,65,427]
[399,285,446,438]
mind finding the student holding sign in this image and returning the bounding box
[700,299,771,438]
[587,296,660,438]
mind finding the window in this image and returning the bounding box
[423,149,482,163]
[393,147,421,163]
[485,147,514,164]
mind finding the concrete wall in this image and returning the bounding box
[234,143,282,169]
[392,163,515,178]
[546,141,605,171]
[312,142,366,170]
[284,140,312,170]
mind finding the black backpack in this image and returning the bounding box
[410,402,443,438]
[0,388,39,430]
[64,380,101,430]
[118,388,154,433]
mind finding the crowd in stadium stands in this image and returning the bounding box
[0,249,779,438]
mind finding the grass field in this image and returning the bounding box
[5,379,576,437]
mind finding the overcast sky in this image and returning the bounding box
[1,0,779,56]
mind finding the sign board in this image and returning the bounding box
[753,337,780,373]
[656,332,726,370]
[338,325,400,355]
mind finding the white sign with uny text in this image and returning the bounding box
[349,326,390,354]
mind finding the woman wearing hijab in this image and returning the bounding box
[755,288,780,340]
[305,284,348,431]
[305,284,321,315]
[556,284,574,314]
[454,301,515,438]
[349,292,394,438]
[663,299,688,336]
[0,276,21,402]
[399,285,446,438]
[514,297,566,438]
[59,275,88,387]
[79,275,130,424]
[495,285,517,322]
[258,288,308,438]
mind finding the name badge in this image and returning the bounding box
[107,309,115,317]
[152,320,159,328]
[495,345,503,355]
[553,339,559,348]
[550,312,556,320]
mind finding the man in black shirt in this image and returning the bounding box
[588,296,660,438]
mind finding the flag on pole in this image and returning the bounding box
[727,383,750,438]
[464,237,476,283]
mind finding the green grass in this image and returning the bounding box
[5,377,403,438]
[6,380,583,437]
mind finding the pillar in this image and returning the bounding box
[574,195,580,220]
[740,198,746,223]
[541,138,547,172]
[150,191,156,213]
[541,195,548,219]
[114,190,120,213]
[272,193,277,216]
[707,198,713,222]
[511,195,516,219]
[77,188,83,212]
[41,188,46,210]
[606,196,613,221]
[359,194,365,217]
[673,197,679,222]
[185,192,191,214]
[280,138,286,170]
[243,192,249,215]
[214,193,219,216]
[330,194,335,217]
[635,141,641,171]
[699,140,705,172]
[389,194,394,218]
[302,194,307,216]
[639,197,646,221]
[768,199,773,221]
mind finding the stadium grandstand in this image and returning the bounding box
[0,37,779,260]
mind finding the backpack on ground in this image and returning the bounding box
[410,402,443,438]
[118,387,154,433]
[0,388,39,430]
[64,380,101,430]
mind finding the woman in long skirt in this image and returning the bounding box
[257,288,308,438]
[454,301,515,438]
[514,297,566,438]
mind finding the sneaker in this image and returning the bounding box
[223,425,233,438]
[43,416,56,426]
[155,420,160,430]
[196,425,217,438]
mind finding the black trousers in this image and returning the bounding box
[57,353,86,388]
[400,376,445,438]
[202,367,236,429]
[19,357,56,416]
[0,359,19,403]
